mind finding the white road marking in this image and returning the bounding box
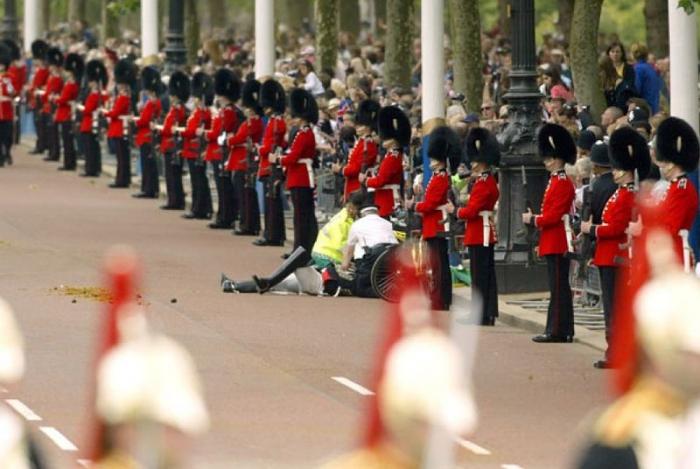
[502,465,524,469]
[331,377,375,396]
[5,399,42,421]
[39,426,78,451]
[77,459,92,467]
[456,437,492,455]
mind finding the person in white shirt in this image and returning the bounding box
[298,60,325,98]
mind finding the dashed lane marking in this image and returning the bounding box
[456,437,492,455]
[77,459,91,467]
[502,465,524,469]
[331,377,375,396]
[39,426,78,451]
[5,399,42,421]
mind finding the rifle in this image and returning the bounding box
[577,184,594,280]
[244,135,257,188]
[269,116,285,200]
[520,165,536,267]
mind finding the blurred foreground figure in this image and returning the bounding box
[575,206,700,469]
[0,297,48,468]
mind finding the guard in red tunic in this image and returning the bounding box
[131,66,162,198]
[156,71,189,210]
[270,88,319,255]
[55,53,82,171]
[77,59,108,177]
[0,42,15,168]
[362,105,408,218]
[254,79,287,246]
[409,126,462,311]
[27,39,49,155]
[226,79,264,235]
[334,99,380,202]
[654,117,699,272]
[454,128,500,325]
[581,127,650,369]
[3,39,24,151]
[43,47,64,162]
[102,59,134,188]
[522,123,577,343]
[205,68,240,229]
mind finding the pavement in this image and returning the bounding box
[0,144,612,468]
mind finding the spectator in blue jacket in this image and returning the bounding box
[631,43,663,114]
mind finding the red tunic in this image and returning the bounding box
[204,105,238,162]
[366,149,403,217]
[160,104,186,153]
[180,107,210,160]
[225,115,263,171]
[659,176,699,264]
[54,80,79,123]
[343,136,378,200]
[0,75,15,122]
[104,94,131,138]
[80,92,104,133]
[258,115,287,177]
[281,126,316,189]
[42,74,63,115]
[7,64,25,102]
[534,170,576,256]
[27,66,48,110]
[457,172,499,246]
[415,170,450,239]
[593,185,636,266]
[134,98,162,146]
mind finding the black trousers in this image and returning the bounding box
[33,111,47,153]
[469,244,499,322]
[47,118,60,161]
[211,161,231,225]
[187,159,212,217]
[290,187,318,254]
[111,137,131,187]
[426,237,452,311]
[335,256,376,298]
[82,132,101,176]
[240,178,261,234]
[544,254,575,338]
[164,151,185,208]
[60,121,76,169]
[0,121,11,166]
[263,176,286,243]
[13,103,20,145]
[598,265,618,355]
[139,143,159,196]
[231,170,246,225]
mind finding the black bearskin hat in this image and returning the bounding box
[355,99,381,132]
[141,66,161,93]
[589,141,610,167]
[192,71,214,106]
[465,127,501,167]
[65,53,84,82]
[377,105,411,147]
[114,58,136,85]
[2,39,19,62]
[655,116,700,173]
[31,39,48,60]
[168,70,190,102]
[608,126,651,179]
[259,79,286,114]
[427,126,462,173]
[86,59,108,87]
[214,68,240,102]
[290,88,319,124]
[47,47,64,67]
[241,79,263,115]
[0,43,12,68]
[537,123,576,165]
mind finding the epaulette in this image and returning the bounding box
[678,177,687,190]
[558,172,568,180]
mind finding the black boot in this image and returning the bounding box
[252,247,311,294]
[221,273,258,293]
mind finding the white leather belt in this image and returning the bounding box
[563,214,573,253]
[680,229,691,273]
[438,203,450,233]
[480,211,493,247]
[299,158,315,189]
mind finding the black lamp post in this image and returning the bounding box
[0,0,18,43]
[494,0,549,293]
[164,0,186,73]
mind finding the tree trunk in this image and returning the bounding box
[40,0,51,31]
[375,0,386,36]
[101,0,119,40]
[498,0,510,38]
[557,0,574,44]
[383,0,414,88]
[185,0,200,65]
[449,0,484,113]
[338,0,360,36]
[569,0,606,119]
[68,0,87,22]
[315,0,338,75]
[277,0,313,31]
[208,0,227,30]
[644,0,669,57]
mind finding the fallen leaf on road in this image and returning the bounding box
[0,240,10,248]
[53,285,113,303]
[170,298,177,303]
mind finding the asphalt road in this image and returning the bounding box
[0,148,610,468]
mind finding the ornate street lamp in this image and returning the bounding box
[164,0,186,73]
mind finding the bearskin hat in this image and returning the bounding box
[192,71,214,106]
[465,127,501,167]
[86,59,108,87]
[47,47,64,67]
[114,58,136,85]
[609,126,651,179]
[589,140,610,167]
[65,53,84,82]
[378,105,411,147]
[241,79,263,115]
[168,70,190,102]
[537,123,576,165]
[427,126,462,173]
[214,68,240,102]
[259,79,286,114]
[31,39,48,60]
[290,88,319,124]
[655,117,700,173]
[355,99,381,132]
[2,39,19,62]
[141,66,161,93]
[0,43,12,68]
